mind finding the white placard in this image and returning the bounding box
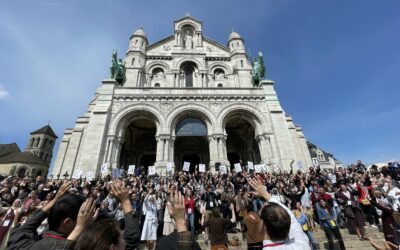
[220,165,227,174]
[183,161,190,172]
[167,162,173,172]
[255,165,262,173]
[261,164,269,172]
[128,165,135,175]
[73,169,82,179]
[329,157,335,166]
[199,164,206,173]
[86,171,94,181]
[248,161,254,170]
[234,163,242,173]
[101,163,109,173]
[296,161,304,170]
[148,166,156,176]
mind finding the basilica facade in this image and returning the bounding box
[51,15,312,178]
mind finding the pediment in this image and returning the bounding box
[146,36,230,57]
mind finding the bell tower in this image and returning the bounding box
[25,125,58,165]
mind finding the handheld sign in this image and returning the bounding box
[234,163,242,173]
[101,163,109,174]
[296,161,304,170]
[248,161,254,170]
[261,164,269,172]
[148,166,156,176]
[199,164,206,173]
[167,162,173,172]
[86,171,94,181]
[183,161,190,172]
[73,169,82,179]
[128,165,135,175]
[220,165,227,174]
[255,165,262,173]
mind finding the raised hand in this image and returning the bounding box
[43,181,72,213]
[167,190,187,232]
[249,178,271,202]
[67,198,96,241]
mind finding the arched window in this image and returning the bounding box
[44,154,48,161]
[43,139,48,148]
[135,40,138,45]
[30,138,35,147]
[214,68,225,81]
[152,67,164,80]
[217,83,223,87]
[154,83,160,88]
[131,58,135,66]
[180,61,196,88]
[40,152,43,159]
[35,138,41,147]
[237,41,239,46]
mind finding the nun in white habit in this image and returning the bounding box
[141,190,158,249]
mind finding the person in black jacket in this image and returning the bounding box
[7,182,95,250]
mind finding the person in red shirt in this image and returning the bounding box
[184,189,196,235]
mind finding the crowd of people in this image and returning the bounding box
[0,160,399,250]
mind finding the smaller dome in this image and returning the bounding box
[228,31,241,41]
[133,27,146,37]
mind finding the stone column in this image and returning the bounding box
[169,136,175,163]
[155,136,163,165]
[112,137,123,169]
[208,135,218,173]
[222,135,228,159]
[106,137,115,163]
[256,135,269,164]
[163,136,170,162]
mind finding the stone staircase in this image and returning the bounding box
[136,226,386,249]
[194,226,385,250]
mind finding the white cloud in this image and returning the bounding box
[0,84,10,99]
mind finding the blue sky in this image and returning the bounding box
[0,0,399,169]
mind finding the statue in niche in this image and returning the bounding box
[154,71,164,79]
[215,71,225,80]
[184,31,192,49]
[110,50,126,86]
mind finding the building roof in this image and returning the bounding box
[307,141,340,163]
[0,151,48,165]
[0,143,21,158]
[228,31,242,41]
[30,125,58,138]
[132,27,146,37]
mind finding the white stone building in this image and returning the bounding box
[51,15,313,178]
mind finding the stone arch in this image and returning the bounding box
[110,104,164,137]
[208,62,233,75]
[165,104,216,136]
[177,21,202,32]
[217,104,267,136]
[16,165,31,178]
[145,61,170,74]
[175,58,204,71]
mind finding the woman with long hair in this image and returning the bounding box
[316,199,345,250]
[184,189,195,235]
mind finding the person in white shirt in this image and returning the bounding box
[249,178,311,250]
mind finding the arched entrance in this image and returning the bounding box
[17,168,27,178]
[225,116,261,170]
[174,118,209,172]
[119,116,157,172]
